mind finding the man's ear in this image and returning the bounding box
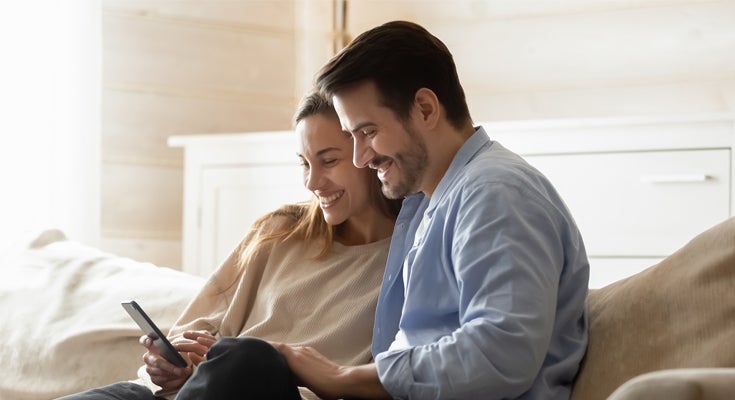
[414,88,440,129]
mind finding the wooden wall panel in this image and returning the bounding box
[346,1,735,120]
[346,0,717,23]
[101,163,182,239]
[294,0,337,95]
[101,1,299,268]
[103,11,295,99]
[98,236,183,270]
[102,88,294,166]
[103,0,296,32]
[468,81,735,121]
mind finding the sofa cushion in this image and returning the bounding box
[571,217,735,400]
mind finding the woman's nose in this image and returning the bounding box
[305,166,323,191]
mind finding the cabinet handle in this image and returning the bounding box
[640,174,711,184]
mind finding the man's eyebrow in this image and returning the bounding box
[344,122,376,134]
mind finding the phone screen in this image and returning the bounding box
[121,300,188,368]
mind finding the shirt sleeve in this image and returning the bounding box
[375,181,567,399]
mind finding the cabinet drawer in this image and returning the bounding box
[525,149,730,257]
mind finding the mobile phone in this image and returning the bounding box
[121,300,188,368]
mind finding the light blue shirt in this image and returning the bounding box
[372,127,589,399]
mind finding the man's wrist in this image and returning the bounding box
[339,364,392,399]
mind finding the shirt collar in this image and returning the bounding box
[426,126,492,212]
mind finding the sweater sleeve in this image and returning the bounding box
[166,248,243,343]
[167,214,288,343]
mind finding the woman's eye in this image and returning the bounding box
[362,129,376,137]
[324,159,337,166]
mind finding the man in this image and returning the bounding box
[276,21,589,400]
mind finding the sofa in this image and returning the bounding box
[2,218,733,399]
[571,217,735,400]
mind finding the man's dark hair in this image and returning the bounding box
[316,20,471,130]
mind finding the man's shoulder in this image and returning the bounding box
[459,143,540,189]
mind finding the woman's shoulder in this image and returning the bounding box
[252,202,308,235]
[227,203,310,276]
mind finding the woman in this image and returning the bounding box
[58,91,401,400]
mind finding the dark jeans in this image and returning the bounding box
[55,381,161,400]
[56,337,302,400]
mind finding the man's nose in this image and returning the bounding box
[353,136,375,168]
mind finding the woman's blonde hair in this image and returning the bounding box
[237,91,401,268]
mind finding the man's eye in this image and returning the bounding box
[362,129,376,137]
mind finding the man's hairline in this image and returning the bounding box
[322,79,416,130]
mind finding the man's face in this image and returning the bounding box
[332,81,428,199]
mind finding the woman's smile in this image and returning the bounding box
[318,190,344,208]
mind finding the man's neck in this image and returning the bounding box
[421,121,475,198]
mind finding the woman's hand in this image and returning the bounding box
[177,331,218,366]
[139,335,192,392]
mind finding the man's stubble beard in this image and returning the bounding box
[380,125,428,199]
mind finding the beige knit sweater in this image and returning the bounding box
[139,215,391,399]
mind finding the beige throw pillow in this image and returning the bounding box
[571,217,735,400]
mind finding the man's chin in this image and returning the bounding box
[381,183,409,200]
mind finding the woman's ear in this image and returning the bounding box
[414,88,440,129]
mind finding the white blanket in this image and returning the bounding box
[0,230,205,400]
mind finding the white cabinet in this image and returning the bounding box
[169,131,311,277]
[525,149,729,257]
[486,114,734,288]
[172,114,735,286]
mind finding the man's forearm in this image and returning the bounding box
[273,343,393,400]
[340,363,392,399]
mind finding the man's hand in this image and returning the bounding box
[273,343,392,400]
[272,343,347,400]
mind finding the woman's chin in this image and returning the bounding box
[323,214,346,227]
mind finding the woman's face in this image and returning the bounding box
[297,113,377,227]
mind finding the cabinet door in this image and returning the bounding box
[197,164,310,276]
[525,149,730,258]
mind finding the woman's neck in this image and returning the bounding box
[335,213,395,246]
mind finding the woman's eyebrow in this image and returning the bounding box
[315,147,342,157]
[297,147,343,159]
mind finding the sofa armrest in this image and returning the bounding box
[608,368,735,400]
